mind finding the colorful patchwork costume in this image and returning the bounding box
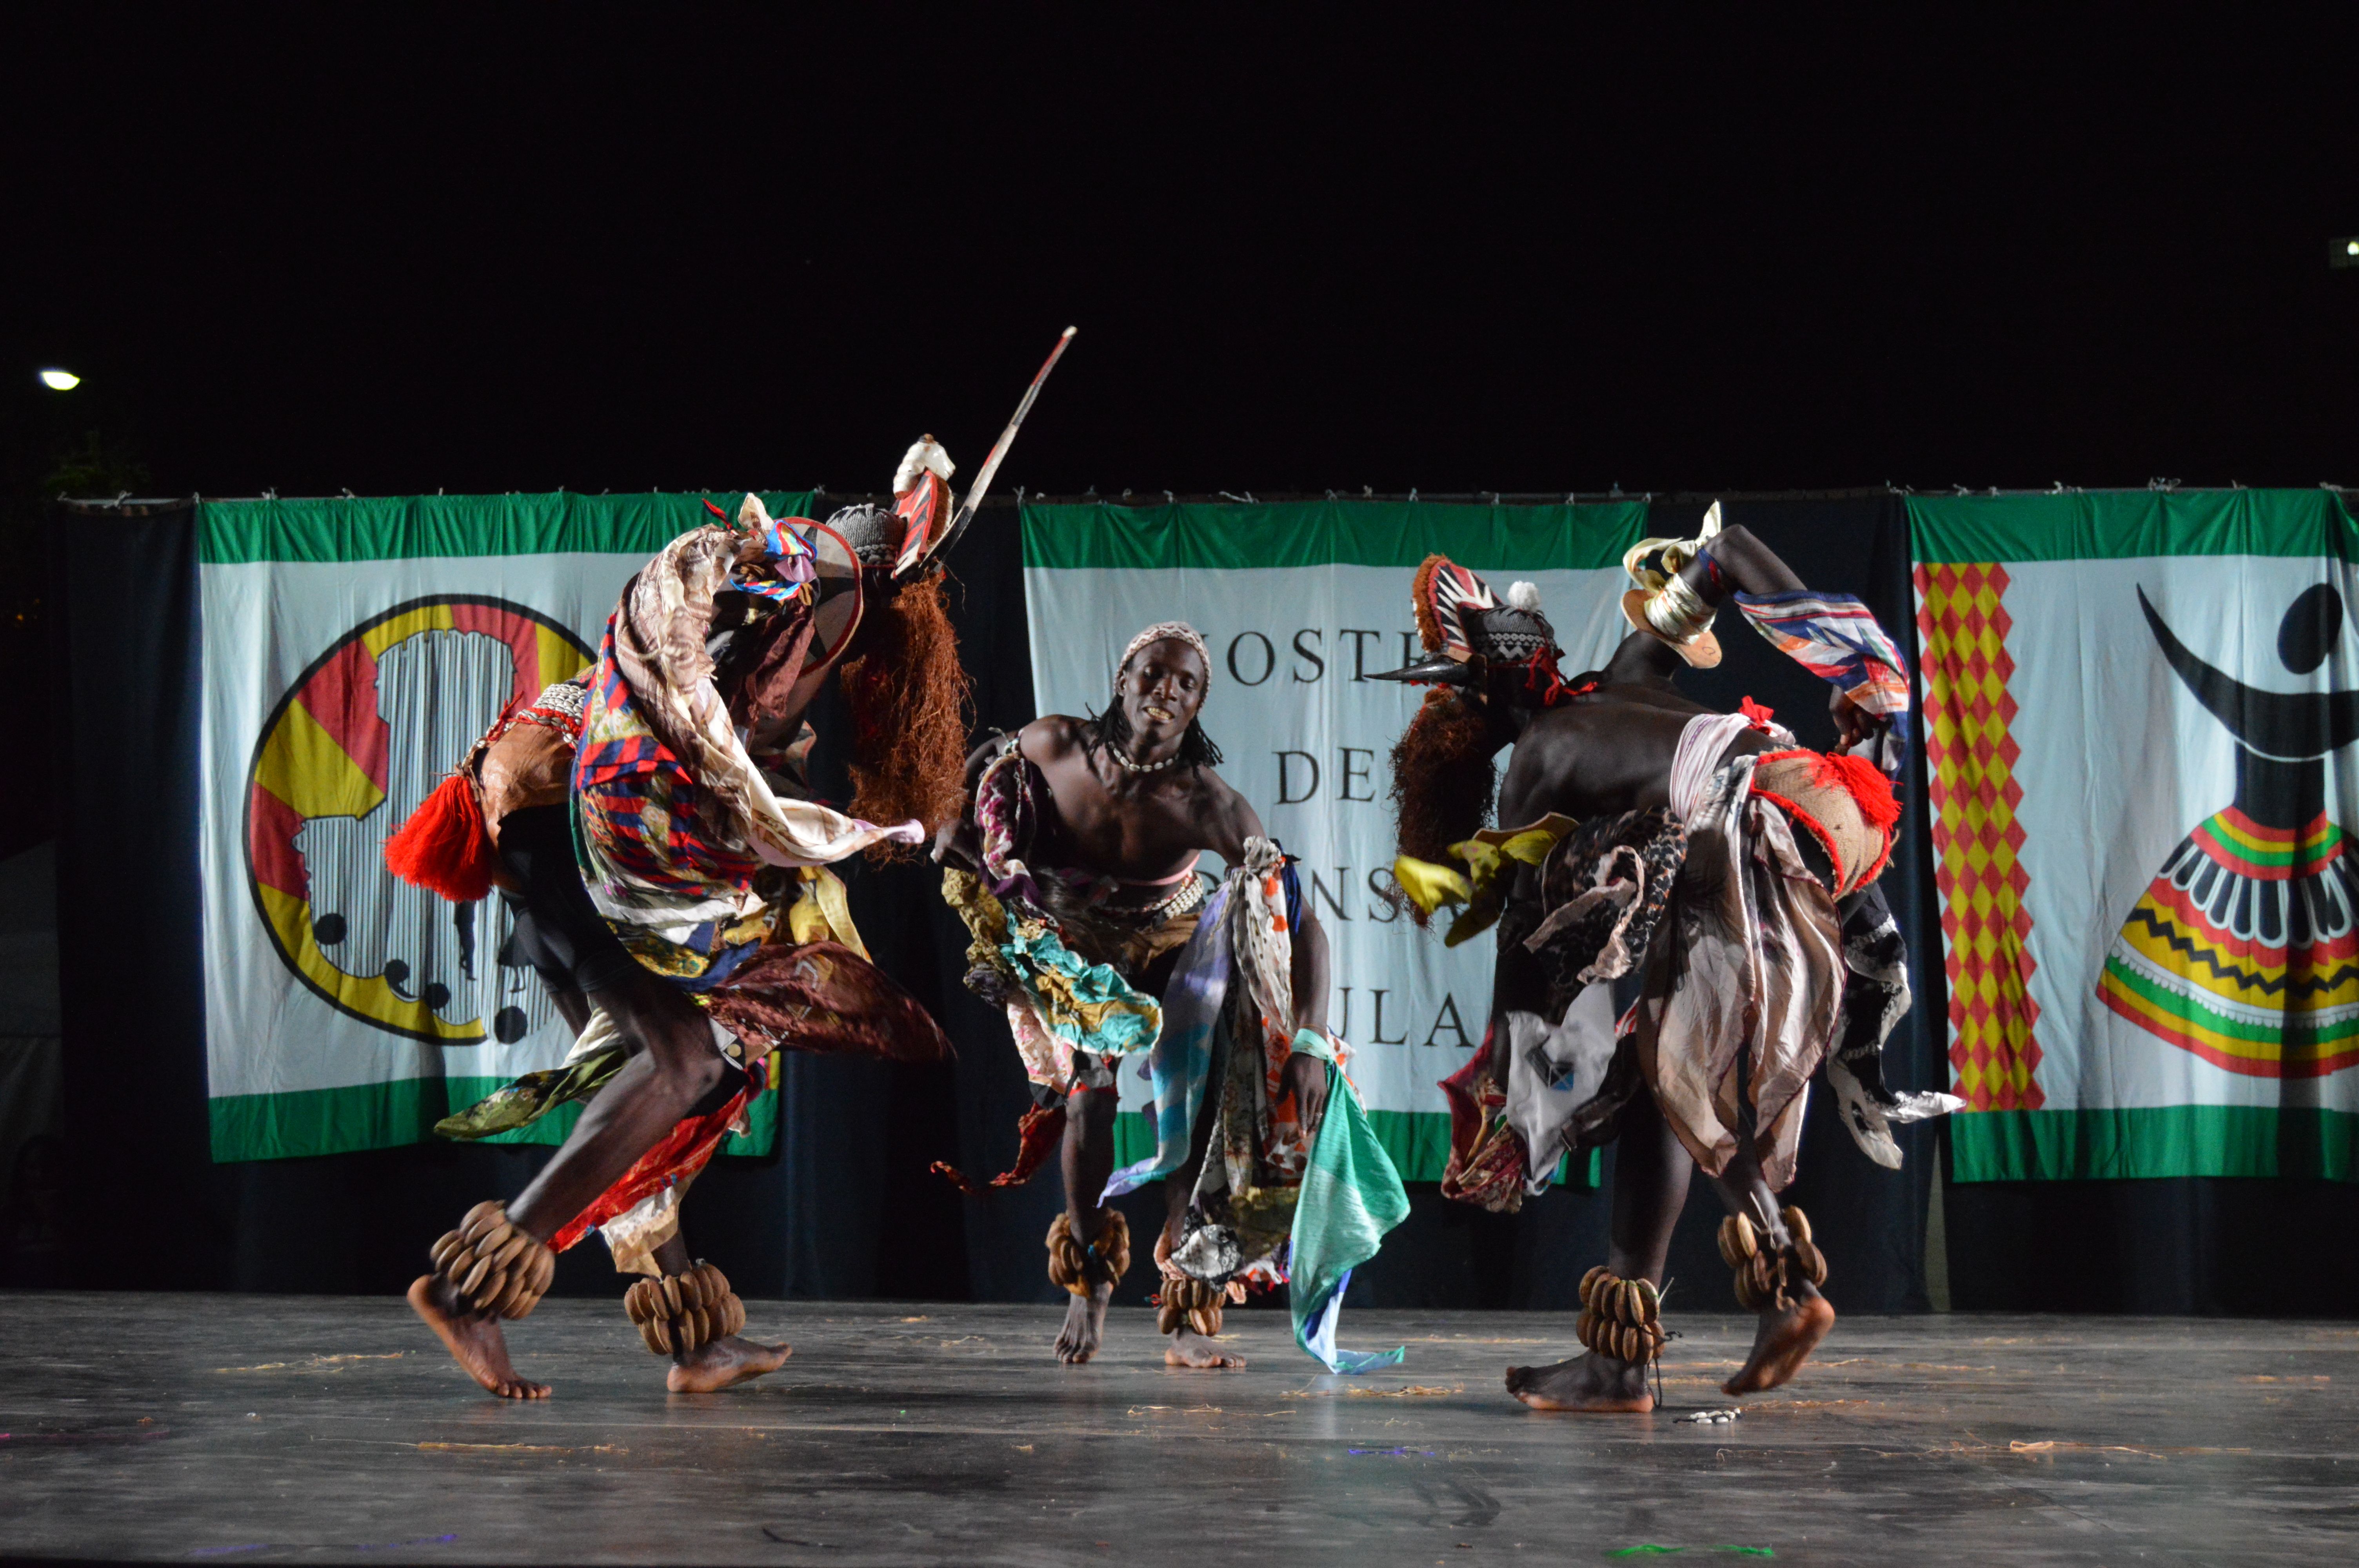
[1382,542,1957,1216]
[389,457,962,1316]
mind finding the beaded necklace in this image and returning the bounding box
[1107,744,1180,775]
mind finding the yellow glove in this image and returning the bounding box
[1392,855,1473,916]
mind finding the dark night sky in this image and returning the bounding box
[7,9,2357,499]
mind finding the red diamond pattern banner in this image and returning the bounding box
[1909,490,2359,1183]
[1916,562,2045,1112]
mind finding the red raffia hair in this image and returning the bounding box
[1411,554,1445,652]
[383,772,498,903]
[1386,688,1503,923]
[839,571,972,860]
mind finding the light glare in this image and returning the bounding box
[38,368,80,390]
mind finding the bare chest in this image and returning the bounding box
[1032,754,1209,882]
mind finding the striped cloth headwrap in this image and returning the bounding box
[1118,621,1211,686]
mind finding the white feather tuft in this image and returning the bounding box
[892,437,956,494]
[1506,580,1543,612]
[736,493,773,529]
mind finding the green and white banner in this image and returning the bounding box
[1912,490,2359,1182]
[1020,500,1649,1179]
[198,493,808,1161]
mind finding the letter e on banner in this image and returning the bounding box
[1339,747,1375,802]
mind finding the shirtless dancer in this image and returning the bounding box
[935,623,1335,1368]
[390,445,971,1398]
[1379,511,1954,1411]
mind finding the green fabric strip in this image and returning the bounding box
[2195,811,2343,868]
[725,1085,776,1159]
[208,1076,780,1162]
[209,1076,451,1161]
[1905,490,2359,566]
[199,491,818,565]
[1365,1109,1455,1182]
[1112,1110,1157,1171]
[2099,961,2285,1047]
[1555,1146,1606,1191]
[2102,957,2359,1049]
[1949,1106,2359,1182]
[1289,1052,1411,1370]
[1021,499,1651,572]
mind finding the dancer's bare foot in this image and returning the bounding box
[1054,1283,1111,1365]
[1505,1351,1653,1412]
[667,1334,792,1393]
[1723,1284,1834,1395]
[1164,1327,1245,1368]
[407,1275,550,1399]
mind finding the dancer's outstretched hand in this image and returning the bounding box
[1282,1049,1328,1140]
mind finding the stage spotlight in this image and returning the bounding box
[2334,238,2359,270]
[38,368,80,389]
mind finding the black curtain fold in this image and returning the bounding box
[57,500,220,1288]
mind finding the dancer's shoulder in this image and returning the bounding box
[1183,767,1261,857]
[1016,714,1089,758]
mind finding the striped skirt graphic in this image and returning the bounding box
[2100,806,2359,1078]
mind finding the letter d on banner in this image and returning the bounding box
[1278,750,1320,803]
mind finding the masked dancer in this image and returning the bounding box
[386,441,974,1397]
[1378,507,1957,1411]
[936,622,1407,1371]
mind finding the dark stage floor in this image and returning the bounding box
[0,1295,2351,1566]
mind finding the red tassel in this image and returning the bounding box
[1739,696,1777,729]
[1814,750,1902,833]
[383,772,499,903]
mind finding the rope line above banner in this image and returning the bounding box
[62,482,2358,518]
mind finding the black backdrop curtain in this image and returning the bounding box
[50,497,2359,1315]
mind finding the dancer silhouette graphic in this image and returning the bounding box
[2099,583,2359,1076]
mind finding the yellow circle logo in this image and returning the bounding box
[242,595,596,1042]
